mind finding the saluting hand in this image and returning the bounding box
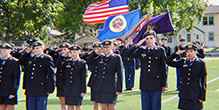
[175,50,186,55]
[81,93,86,97]
[136,38,146,47]
[116,92,121,95]
[62,50,70,57]
[47,92,52,94]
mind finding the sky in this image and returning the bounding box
[208,0,219,5]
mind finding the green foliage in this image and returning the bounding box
[0,0,63,41]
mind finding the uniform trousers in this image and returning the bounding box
[124,65,135,89]
[176,68,182,90]
[26,95,48,110]
[141,91,161,110]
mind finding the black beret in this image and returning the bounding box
[26,39,37,45]
[142,30,156,38]
[185,44,197,51]
[179,38,185,41]
[69,45,81,50]
[0,43,12,49]
[92,42,102,48]
[101,40,113,46]
[161,37,168,41]
[59,43,70,48]
[32,41,44,48]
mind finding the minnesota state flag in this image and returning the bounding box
[96,9,141,42]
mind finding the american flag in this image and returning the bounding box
[83,0,129,24]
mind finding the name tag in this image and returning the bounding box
[183,65,188,67]
[141,54,147,57]
[66,65,71,68]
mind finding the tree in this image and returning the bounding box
[0,0,63,41]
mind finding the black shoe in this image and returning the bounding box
[176,88,179,91]
[124,88,132,91]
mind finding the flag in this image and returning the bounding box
[133,12,174,45]
[96,9,141,42]
[120,13,151,42]
[83,0,129,24]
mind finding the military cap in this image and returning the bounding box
[26,38,37,45]
[69,45,81,50]
[0,43,12,49]
[92,42,102,48]
[193,40,201,45]
[161,37,168,41]
[185,44,197,51]
[32,41,44,48]
[59,43,70,48]
[142,30,156,38]
[179,38,186,42]
[101,40,113,46]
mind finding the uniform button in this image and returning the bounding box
[189,68,191,71]
[32,68,35,70]
[0,80,1,82]
[71,72,73,74]
[60,70,62,72]
[31,77,33,79]
[0,67,2,69]
[95,66,97,69]
[33,64,36,66]
[71,68,73,70]
[188,78,190,80]
[32,72,34,75]
[0,76,2,78]
[104,67,106,69]
[143,51,146,53]
[103,72,105,74]
[188,73,190,75]
[187,82,189,85]
[148,69,150,72]
[104,63,107,65]
[41,83,44,85]
[95,74,97,76]
[149,57,151,59]
[70,81,72,83]
[70,76,72,78]
[0,72,2,74]
[103,76,105,78]
[60,74,62,75]
[95,70,97,72]
[148,65,150,67]
[148,61,151,63]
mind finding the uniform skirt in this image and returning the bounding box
[65,96,83,105]
[90,88,97,101]
[95,92,117,104]
[56,87,65,97]
[178,98,203,110]
[0,96,17,105]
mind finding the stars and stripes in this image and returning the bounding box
[83,0,129,24]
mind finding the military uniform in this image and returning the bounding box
[18,41,55,110]
[0,57,20,105]
[167,45,207,110]
[86,40,123,104]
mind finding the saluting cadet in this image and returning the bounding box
[167,44,207,110]
[121,37,136,91]
[174,38,186,91]
[86,40,123,110]
[56,45,87,110]
[86,42,103,110]
[124,30,167,110]
[54,43,71,110]
[193,40,205,59]
[0,43,21,110]
[18,41,55,110]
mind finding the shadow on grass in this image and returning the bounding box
[122,90,141,96]
[162,91,178,96]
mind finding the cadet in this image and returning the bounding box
[19,41,55,110]
[86,42,103,110]
[174,38,186,91]
[86,40,123,110]
[161,36,171,90]
[55,43,71,110]
[124,30,167,110]
[56,45,87,110]
[0,43,21,110]
[121,37,136,91]
[193,40,205,59]
[167,44,207,110]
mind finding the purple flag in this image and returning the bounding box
[133,12,174,44]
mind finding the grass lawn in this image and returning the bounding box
[15,57,219,110]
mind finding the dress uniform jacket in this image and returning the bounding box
[161,44,171,58]
[0,57,20,97]
[19,53,55,96]
[167,53,207,101]
[121,45,135,66]
[124,45,167,92]
[86,53,123,96]
[56,56,87,97]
